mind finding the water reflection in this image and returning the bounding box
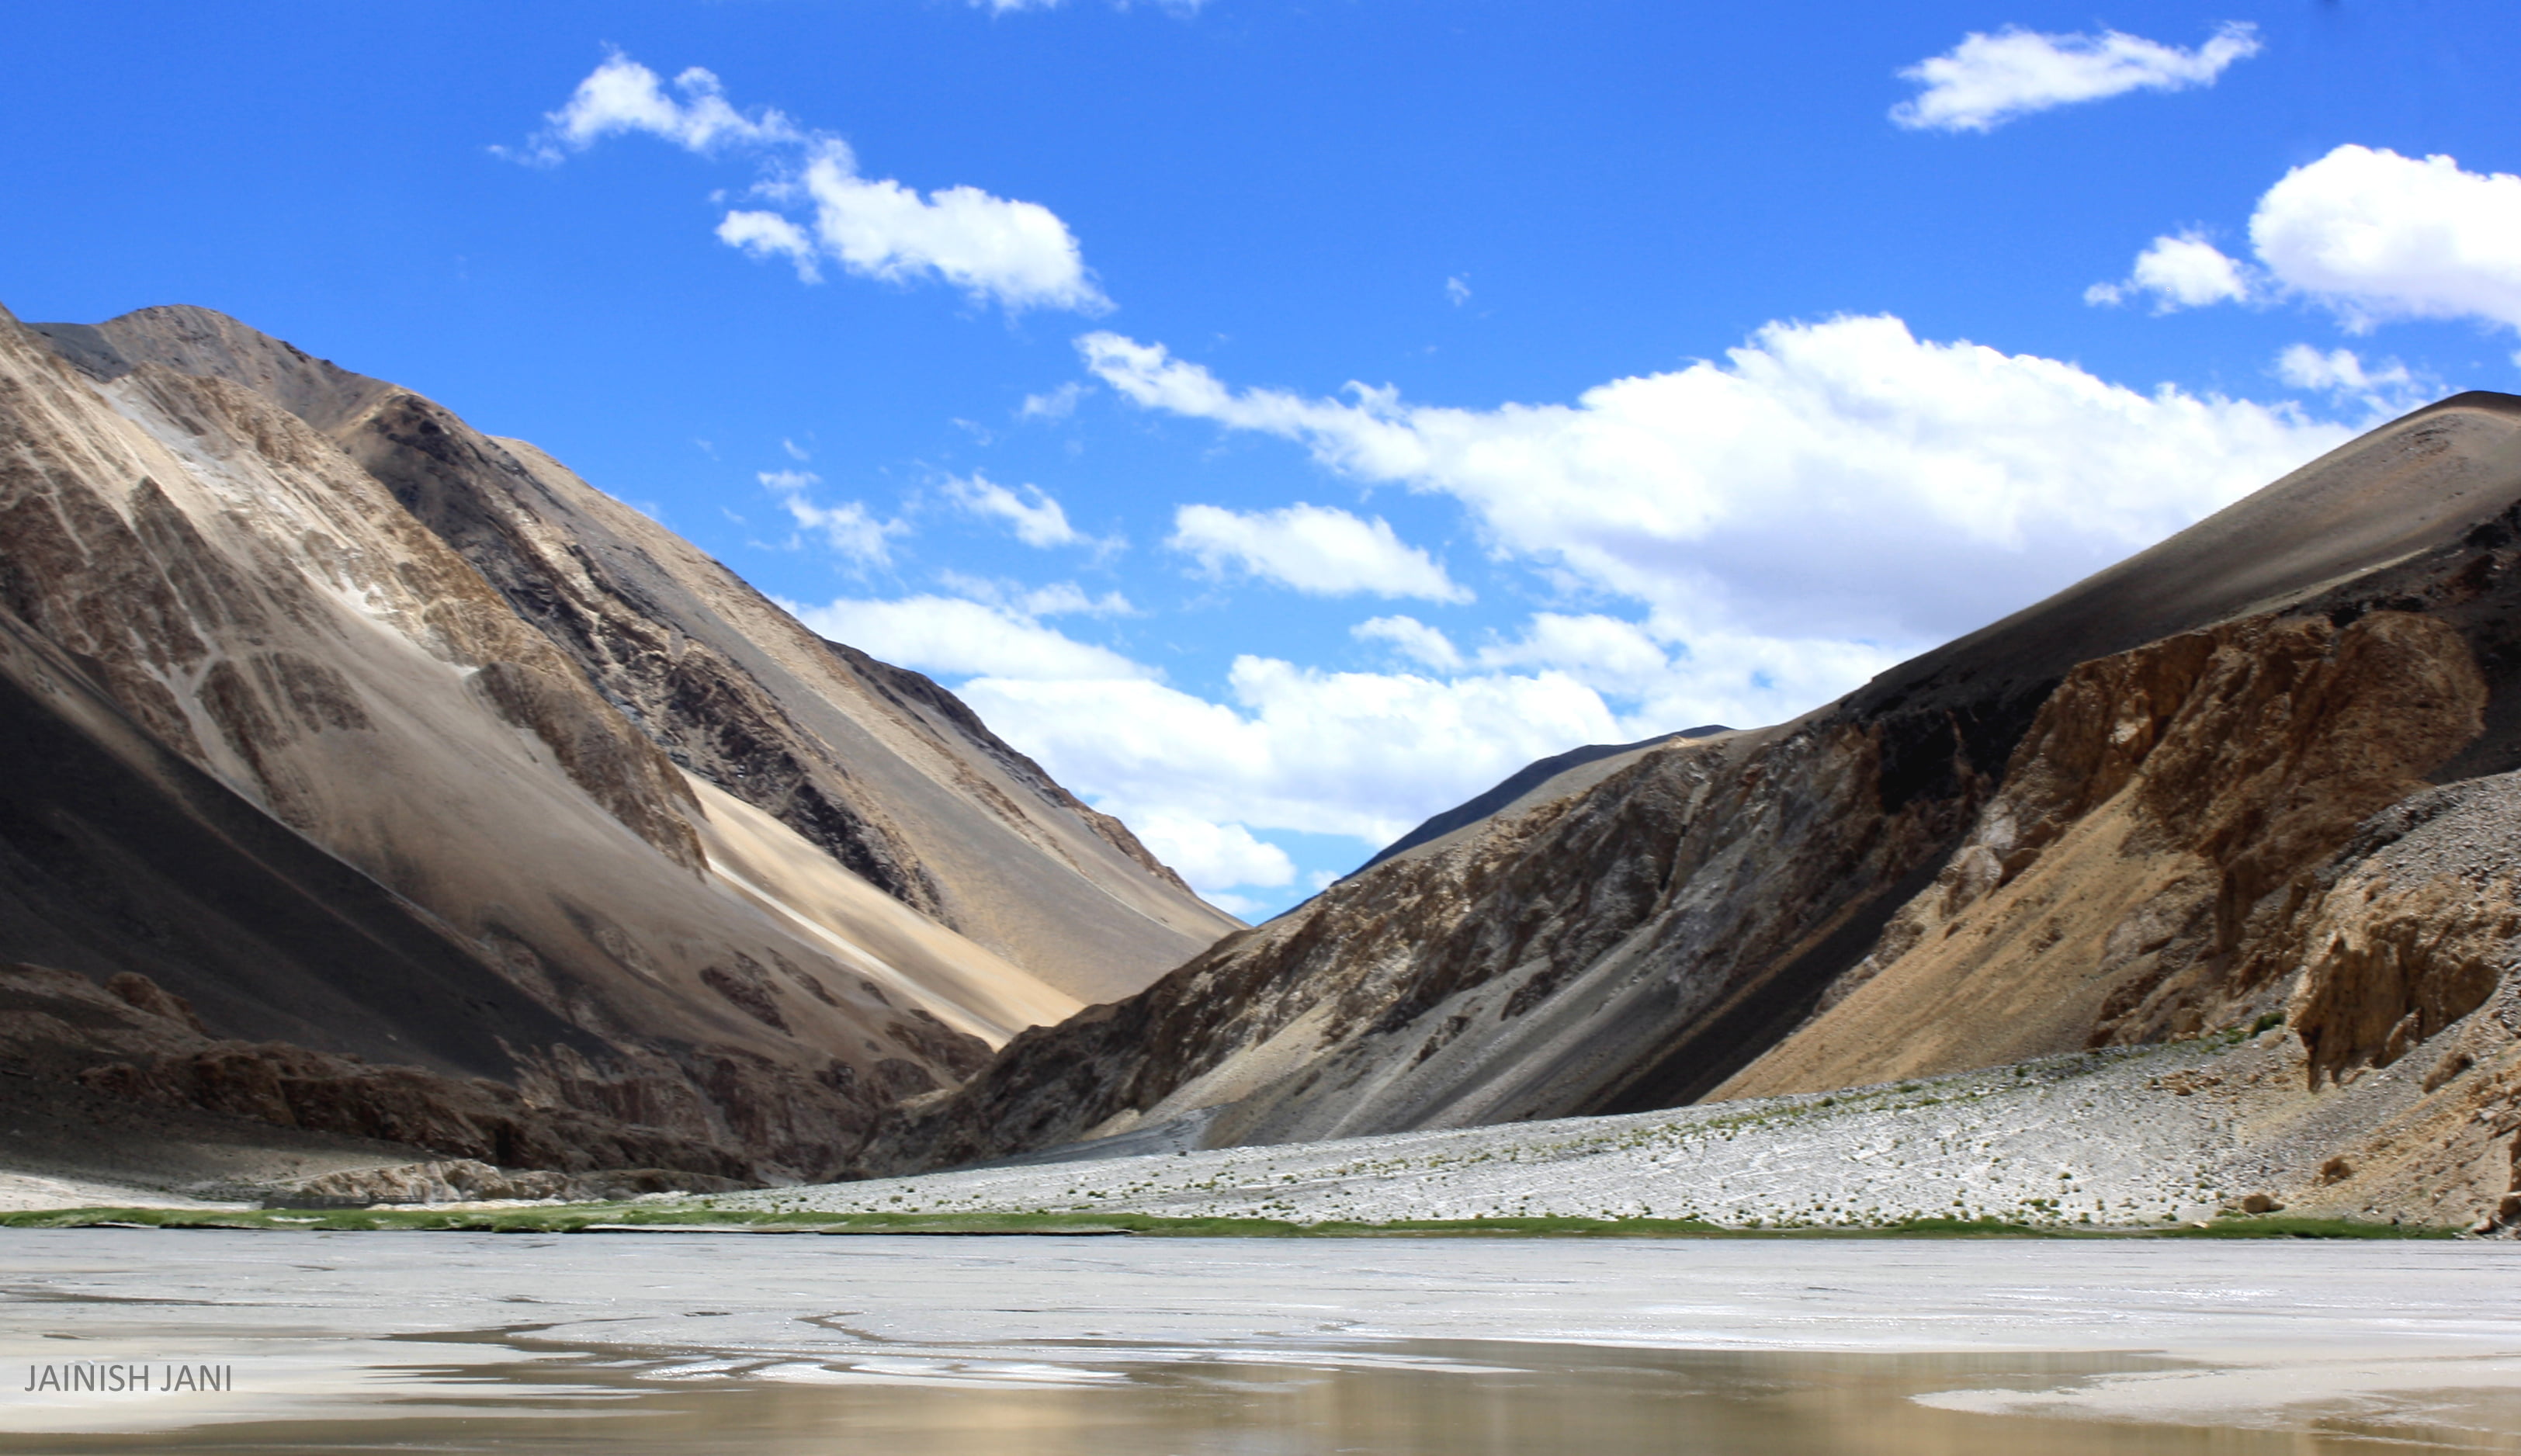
[10,1342,2514,1455]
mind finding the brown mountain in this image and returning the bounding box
[0,302,1235,1191]
[884,390,2521,1176]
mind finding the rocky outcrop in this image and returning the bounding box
[1728,609,2493,1094]
[880,390,2521,1177]
[250,1158,748,1208]
[0,962,783,1181]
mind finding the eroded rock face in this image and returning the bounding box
[0,964,787,1181]
[1728,610,2493,1095]
[2282,778,2521,1087]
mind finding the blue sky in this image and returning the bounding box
[5,1,2516,917]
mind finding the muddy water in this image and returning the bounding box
[3,1231,2519,1452]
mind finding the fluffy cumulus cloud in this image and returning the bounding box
[2096,147,2521,332]
[510,54,800,161]
[2086,233,2252,310]
[2252,146,2521,332]
[958,660,1623,846]
[1169,503,1472,602]
[792,584,1628,890]
[1891,23,2259,133]
[1083,317,2346,656]
[516,52,1104,314]
[720,140,1108,313]
[758,470,903,563]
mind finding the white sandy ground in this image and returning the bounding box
[716,1032,2366,1229]
[0,1174,241,1215]
[0,1231,2517,1440]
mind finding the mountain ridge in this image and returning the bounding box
[876,389,2521,1178]
[0,300,1232,1191]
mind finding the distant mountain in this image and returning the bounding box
[0,302,1236,1191]
[884,390,2521,1196]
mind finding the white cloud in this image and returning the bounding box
[1168,503,1473,603]
[781,437,812,461]
[1083,317,2347,657]
[758,140,1108,314]
[2252,146,2521,333]
[1353,615,1463,671]
[1892,23,2260,133]
[758,470,903,563]
[2277,345,2401,393]
[2086,232,2253,310]
[511,53,800,163]
[716,211,822,282]
[943,473,1094,548]
[2274,345,2429,420]
[1445,276,1472,307]
[789,595,1151,681]
[1018,581,1133,616]
[2099,147,2521,335]
[1020,381,1087,420]
[1475,612,1672,692]
[959,660,1623,844]
[1126,815,1295,896]
[518,54,1106,314]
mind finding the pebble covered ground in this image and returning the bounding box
[720,1031,2334,1228]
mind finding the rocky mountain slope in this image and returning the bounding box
[0,302,1234,1190]
[884,390,2521,1208]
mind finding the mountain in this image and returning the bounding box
[883,390,2521,1173]
[0,302,1235,1191]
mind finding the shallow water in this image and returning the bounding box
[3,1231,2518,1452]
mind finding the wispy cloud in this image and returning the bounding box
[758,470,905,563]
[942,473,1111,550]
[1020,381,1087,420]
[1892,23,2260,133]
[1168,502,1472,604]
